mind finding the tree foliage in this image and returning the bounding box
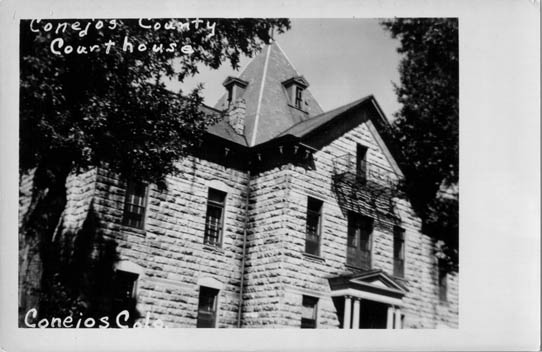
[18,18,290,325]
[381,18,458,270]
[20,18,290,185]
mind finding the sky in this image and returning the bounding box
[170,18,403,120]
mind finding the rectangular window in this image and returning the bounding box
[111,270,138,327]
[227,86,233,105]
[346,212,373,269]
[438,259,448,302]
[393,226,405,277]
[356,144,368,182]
[112,271,138,305]
[301,295,318,328]
[204,188,227,246]
[305,197,323,256]
[197,286,219,328]
[295,86,303,109]
[122,181,147,229]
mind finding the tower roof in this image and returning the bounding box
[214,42,324,147]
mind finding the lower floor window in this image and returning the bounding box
[301,295,318,328]
[197,286,219,328]
[111,270,138,328]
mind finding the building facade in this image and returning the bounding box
[19,42,458,329]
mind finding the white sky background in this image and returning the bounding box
[167,18,403,119]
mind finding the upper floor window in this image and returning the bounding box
[305,197,323,256]
[204,188,226,247]
[393,226,405,278]
[282,76,309,111]
[222,76,248,107]
[301,295,318,328]
[197,286,219,328]
[295,86,304,109]
[346,212,373,270]
[356,144,368,182]
[438,259,448,303]
[122,181,147,229]
[227,86,233,105]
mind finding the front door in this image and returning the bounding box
[359,300,388,329]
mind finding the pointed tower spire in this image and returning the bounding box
[215,42,324,147]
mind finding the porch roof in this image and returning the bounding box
[329,269,408,305]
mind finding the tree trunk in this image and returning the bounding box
[18,163,71,326]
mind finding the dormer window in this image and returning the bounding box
[227,86,233,105]
[295,86,304,109]
[223,76,248,107]
[282,76,309,111]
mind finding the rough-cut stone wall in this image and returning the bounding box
[63,169,98,232]
[273,119,459,328]
[18,120,458,329]
[92,156,249,328]
[240,165,290,327]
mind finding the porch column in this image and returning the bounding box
[352,298,360,329]
[343,296,352,329]
[386,306,394,329]
[394,308,402,329]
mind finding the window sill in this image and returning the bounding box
[203,244,225,255]
[287,103,309,114]
[345,264,371,272]
[302,252,326,263]
[393,274,407,282]
[438,299,450,307]
[120,225,146,237]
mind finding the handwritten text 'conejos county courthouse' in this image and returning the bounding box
[29,19,217,56]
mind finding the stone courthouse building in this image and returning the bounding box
[20,42,458,329]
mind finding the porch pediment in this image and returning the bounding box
[328,270,408,306]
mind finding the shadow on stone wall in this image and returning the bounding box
[32,201,140,328]
[331,175,400,230]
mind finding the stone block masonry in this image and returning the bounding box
[18,117,457,328]
[91,157,249,328]
[262,119,458,328]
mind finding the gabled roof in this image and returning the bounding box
[349,269,408,293]
[214,42,323,147]
[329,269,408,299]
[278,95,376,138]
[205,43,403,175]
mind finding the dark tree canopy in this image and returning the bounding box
[20,18,290,185]
[18,18,290,325]
[381,18,458,270]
